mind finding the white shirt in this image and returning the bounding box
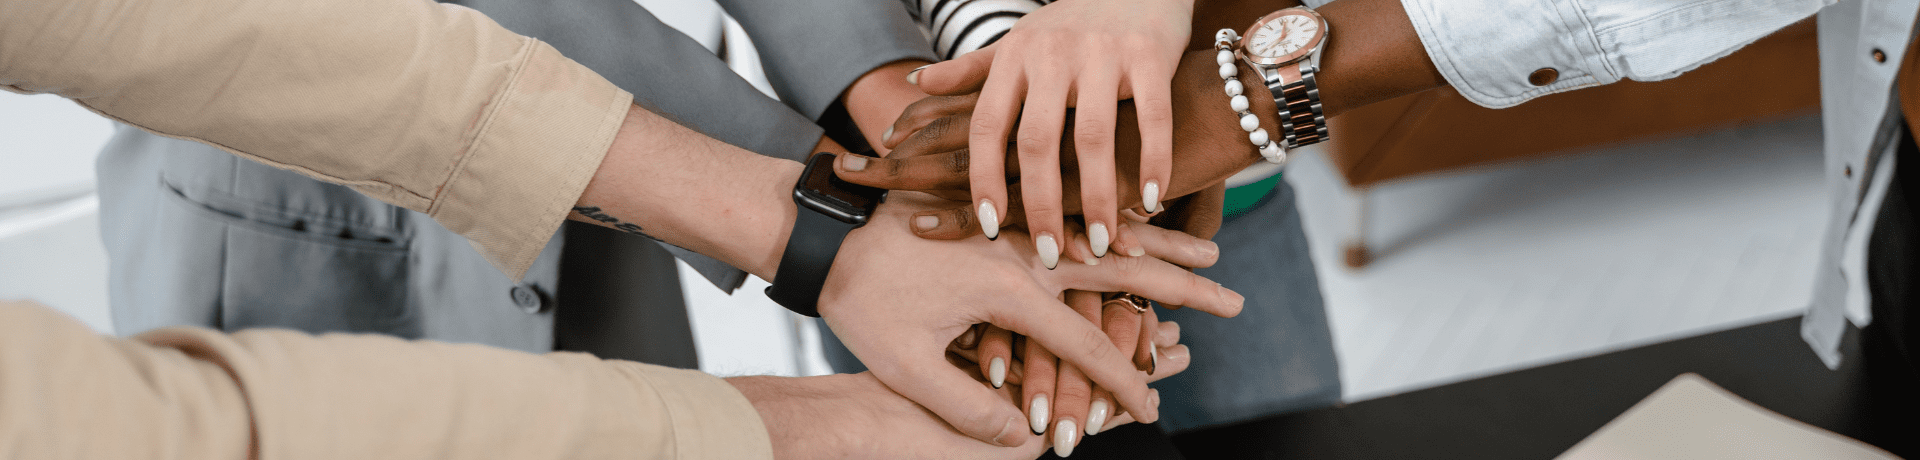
[1397,0,1920,367]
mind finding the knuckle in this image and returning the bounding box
[1015,133,1057,157]
[1073,125,1114,151]
[946,151,971,176]
[1078,327,1118,363]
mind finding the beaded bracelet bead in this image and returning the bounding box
[1215,28,1286,165]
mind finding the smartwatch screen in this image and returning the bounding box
[798,152,886,224]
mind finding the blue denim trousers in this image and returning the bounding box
[820,180,1341,432]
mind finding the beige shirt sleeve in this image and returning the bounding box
[0,0,630,280]
[0,300,774,459]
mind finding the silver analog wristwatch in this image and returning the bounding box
[1237,7,1330,149]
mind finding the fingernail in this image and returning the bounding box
[1142,181,1162,214]
[1088,223,1110,258]
[989,357,1007,389]
[957,326,980,349]
[1086,400,1109,436]
[840,153,868,172]
[906,64,930,86]
[1220,285,1245,311]
[979,201,1000,240]
[1053,420,1079,457]
[1128,245,1145,258]
[1036,233,1060,270]
[993,416,1024,447]
[882,126,895,143]
[914,214,940,231]
[1148,389,1162,420]
[1196,240,1219,261]
[1029,395,1050,434]
[1149,345,1159,375]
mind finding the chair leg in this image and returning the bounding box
[1343,188,1372,269]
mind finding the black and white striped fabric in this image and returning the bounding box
[903,0,1052,59]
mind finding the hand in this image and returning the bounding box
[948,315,1187,457]
[816,192,1239,447]
[838,49,1273,241]
[891,0,1194,268]
[730,330,1192,460]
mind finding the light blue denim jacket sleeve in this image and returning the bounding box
[1397,0,1828,108]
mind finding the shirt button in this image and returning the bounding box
[1529,68,1559,86]
[1873,48,1887,63]
[510,285,550,314]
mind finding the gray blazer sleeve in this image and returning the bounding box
[716,0,937,121]
[447,0,823,291]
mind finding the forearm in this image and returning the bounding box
[570,104,813,279]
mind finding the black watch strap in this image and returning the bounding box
[764,205,855,317]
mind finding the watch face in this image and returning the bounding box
[797,152,886,224]
[1240,9,1326,66]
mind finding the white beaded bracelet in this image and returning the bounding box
[1215,29,1286,165]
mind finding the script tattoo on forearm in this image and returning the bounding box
[572,206,646,236]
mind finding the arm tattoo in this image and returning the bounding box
[572,205,646,236]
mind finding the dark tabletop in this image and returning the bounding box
[1052,316,1920,460]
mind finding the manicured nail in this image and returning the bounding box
[979,201,1000,240]
[957,326,980,349]
[882,126,894,144]
[840,153,868,172]
[989,357,1007,389]
[1149,345,1159,375]
[1086,400,1110,436]
[1036,233,1060,270]
[1088,223,1110,258]
[906,64,930,86]
[1142,181,1162,214]
[993,416,1024,447]
[1053,420,1079,457]
[1029,395,1051,434]
[914,214,940,231]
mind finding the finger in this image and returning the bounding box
[1015,74,1071,270]
[1063,223,1098,267]
[1150,183,1227,240]
[917,42,996,95]
[1109,220,1146,258]
[908,191,1027,240]
[836,149,971,191]
[1138,306,1161,374]
[1100,296,1147,373]
[1155,320,1180,348]
[884,94,980,149]
[882,346,1036,447]
[1130,65,1176,215]
[1052,253,1244,318]
[1021,335,1059,436]
[1072,69,1123,260]
[1103,345,1189,432]
[968,62,1024,242]
[955,323,984,350]
[986,288,1157,425]
[1049,290,1103,452]
[1129,223,1222,269]
[979,325,1015,390]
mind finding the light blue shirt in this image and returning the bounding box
[1394,0,1919,367]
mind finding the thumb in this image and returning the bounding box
[876,354,1035,447]
[917,43,996,95]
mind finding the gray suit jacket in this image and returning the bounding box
[97,0,933,353]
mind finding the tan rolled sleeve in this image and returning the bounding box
[0,0,630,279]
[0,300,774,459]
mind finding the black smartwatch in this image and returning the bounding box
[765,152,887,317]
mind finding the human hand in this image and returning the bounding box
[839,49,1272,242]
[815,192,1238,447]
[887,0,1194,267]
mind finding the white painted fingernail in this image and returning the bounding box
[1029,395,1050,434]
[989,357,1007,389]
[1142,181,1162,214]
[979,201,1000,240]
[906,64,930,86]
[1036,233,1060,270]
[882,126,894,143]
[1150,345,1159,375]
[1086,400,1109,436]
[914,214,940,231]
[841,153,868,172]
[1053,420,1079,457]
[1088,223,1110,258]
